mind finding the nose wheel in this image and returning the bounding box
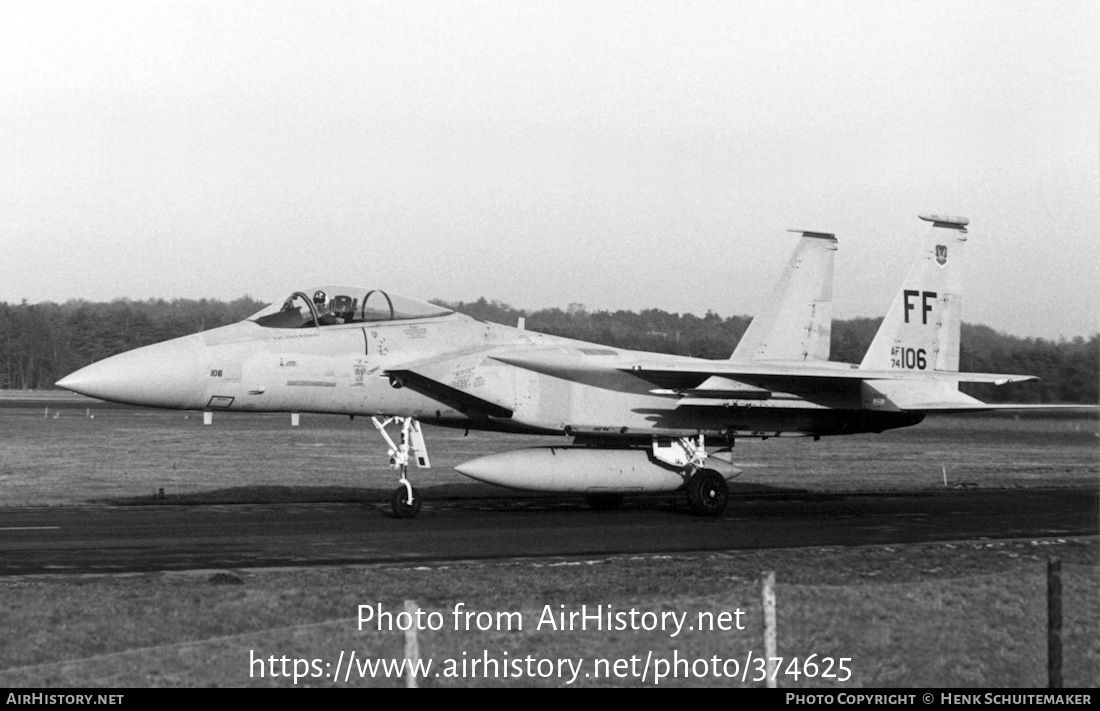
[391,480,422,518]
[372,416,430,519]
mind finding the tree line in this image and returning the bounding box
[1,296,1094,404]
[436,298,1097,404]
[0,298,265,391]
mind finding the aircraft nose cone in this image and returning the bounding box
[56,335,209,409]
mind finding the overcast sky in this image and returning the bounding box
[2,1,1096,339]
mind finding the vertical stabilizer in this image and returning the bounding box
[731,230,837,362]
[860,214,968,373]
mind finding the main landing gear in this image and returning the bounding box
[652,435,729,517]
[687,468,728,517]
[372,416,430,519]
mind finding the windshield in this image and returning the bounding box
[248,286,452,328]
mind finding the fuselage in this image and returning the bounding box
[56,302,923,441]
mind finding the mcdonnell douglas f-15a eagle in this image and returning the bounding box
[57,214,1040,517]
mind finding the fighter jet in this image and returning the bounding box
[57,214,1037,517]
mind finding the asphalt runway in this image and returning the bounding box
[0,487,1095,576]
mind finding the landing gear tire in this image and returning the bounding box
[391,485,422,519]
[584,493,625,511]
[687,469,728,517]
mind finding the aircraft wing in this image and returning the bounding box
[489,349,1036,394]
[618,360,1039,388]
[618,360,1043,413]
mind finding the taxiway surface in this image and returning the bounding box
[0,487,1095,576]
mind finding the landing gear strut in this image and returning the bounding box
[372,416,430,518]
[652,434,730,517]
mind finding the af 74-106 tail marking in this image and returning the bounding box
[890,346,928,370]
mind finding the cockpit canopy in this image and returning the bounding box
[248,286,453,329]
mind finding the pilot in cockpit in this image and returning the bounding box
[313,290,343,326]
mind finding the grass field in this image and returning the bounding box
[0,543,1096,687]
[1,398,1096,506]
[0,396,1097,687]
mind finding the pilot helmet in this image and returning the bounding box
[313,290,327,306]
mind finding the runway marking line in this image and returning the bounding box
[0,526,60,531]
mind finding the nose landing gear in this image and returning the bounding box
[372,416,430,518]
